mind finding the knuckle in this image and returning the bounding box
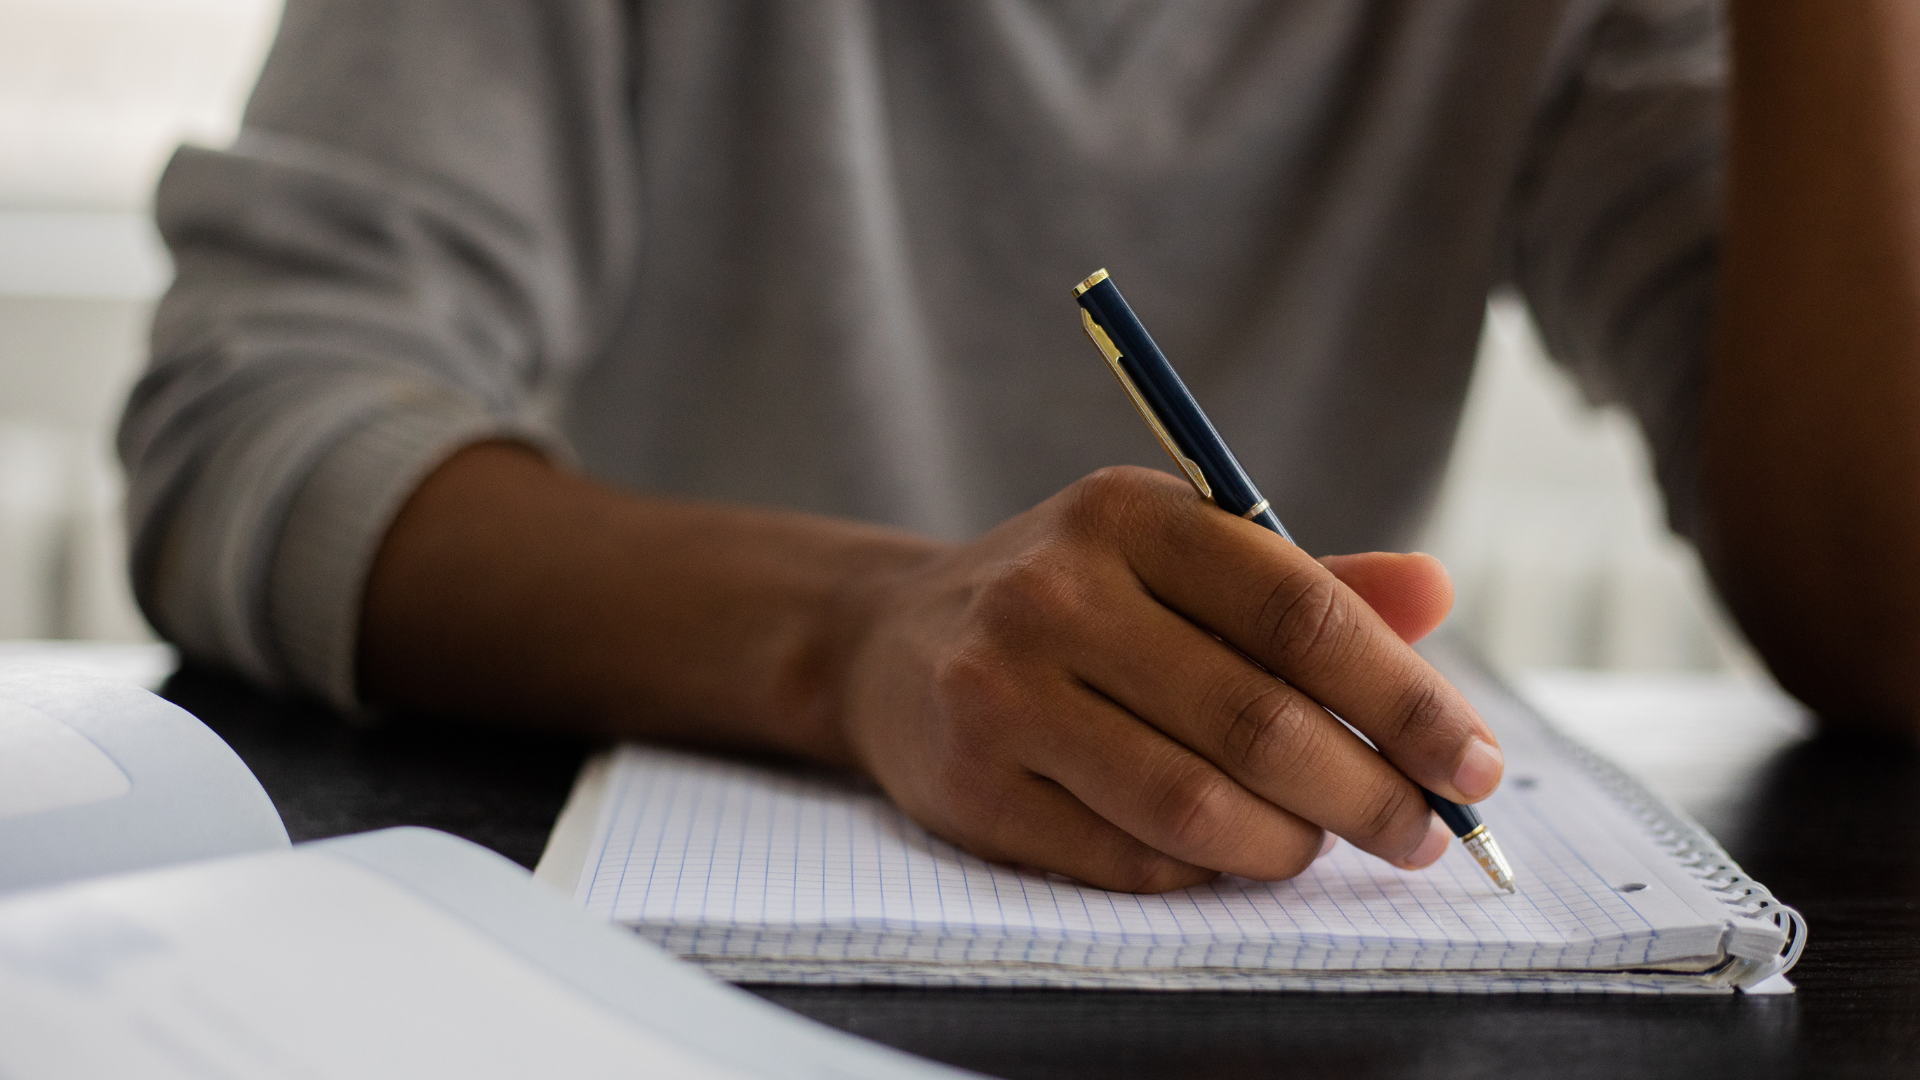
[1387,680,1453,746]
[929,643,1024,731]
[930,643,1000,703]
[1353,780,1426,851]
[1236,701,1332,795]
[974,554,1085,635]
[1254,569,1353,671]
[1217,680,1312,777]
[1063,466,1179,535]
[1151,766,1240,855]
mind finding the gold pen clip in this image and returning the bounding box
[1080,308,1213,501]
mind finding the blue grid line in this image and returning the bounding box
[582,745,1716,984]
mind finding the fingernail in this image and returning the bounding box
[1317,831,1338,859]
[1399,816,1451,870]
[1453,738,1503,801]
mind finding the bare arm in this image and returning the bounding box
[359,445,1491,892]
[358,442,938,763]
[1702,2,1920,734]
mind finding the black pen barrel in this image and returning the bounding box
[1075,277,1293,542]
[1424,789,1483,837]
[1074,268,1514,892]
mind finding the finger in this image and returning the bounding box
[1023,680,1327,880]
[1317,552,1453,644]
[1066,587,1448,868]
[957,770,1219,894]
[1116,489,1502,804]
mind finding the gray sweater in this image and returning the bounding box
[122,0,1723,711]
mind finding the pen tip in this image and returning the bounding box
[1462,828,1518,896]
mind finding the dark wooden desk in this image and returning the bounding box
[163,666,1920,1080]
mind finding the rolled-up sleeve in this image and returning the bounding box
[1510,0,1725,539]
[118,0,637,710]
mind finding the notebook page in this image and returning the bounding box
[576,734,1749,977]
[575,639,1790,982]
[0,668,287,895]
[0,847,748,1079]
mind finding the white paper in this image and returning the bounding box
[568,645,1791,991]
[0,849,748,1080]
[0,667,286,893]
[0,696,129,818]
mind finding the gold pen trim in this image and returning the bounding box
[1240,499,1270,521]
[1460,826,1517,894]
[1080,309,1213,500]
[1072,268,1111,297]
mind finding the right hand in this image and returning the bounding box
[832,466,1503,893]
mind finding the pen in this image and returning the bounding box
[1072,268,1518,895]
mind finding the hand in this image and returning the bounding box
[834,466,1503,893]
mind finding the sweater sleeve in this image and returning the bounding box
[118,0,638,711]
[1510,0,1725,539]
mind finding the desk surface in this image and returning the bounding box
[160,665,1920,1080]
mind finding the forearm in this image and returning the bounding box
[357,442,942,760]
[357,444,1494,892]
[1703,1,1920,732]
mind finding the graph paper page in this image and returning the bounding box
[573,648,1769,976]
[577,758,1723,969]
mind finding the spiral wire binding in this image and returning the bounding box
[1520,685,1808,979]
[1429,636,1809,984]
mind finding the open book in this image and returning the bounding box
[0,667,971,1079]
[540,638,1806,993]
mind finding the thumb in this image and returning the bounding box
[1318,552,1454,644]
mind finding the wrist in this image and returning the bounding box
[771,531,948,770]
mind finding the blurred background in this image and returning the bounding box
[0,0,1756,675]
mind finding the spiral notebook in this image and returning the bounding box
[542,639,1805,993]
